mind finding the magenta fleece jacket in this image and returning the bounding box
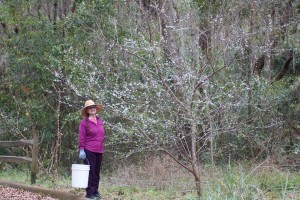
[78,117,105,153]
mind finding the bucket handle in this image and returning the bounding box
[77,157,89,165]
[83,157,90,165]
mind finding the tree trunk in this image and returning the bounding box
[157,0,180,68]
[246,1,256,119]
[71,0,76,14]
[264,13,272,81]
[53,0,58,31]
[49,88,62,173]
[190,116,201,197]
[198,21,211,60]
[273,51,293,82]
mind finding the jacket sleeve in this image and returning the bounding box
[78,119,86,150]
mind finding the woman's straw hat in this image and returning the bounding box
[80,100,102,117]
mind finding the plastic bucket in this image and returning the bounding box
[71,164,90,188]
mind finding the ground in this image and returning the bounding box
[0,185,58,200]
[0,180,86,200]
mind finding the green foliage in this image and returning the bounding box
[0,0,300,183]
[193,0,227,14]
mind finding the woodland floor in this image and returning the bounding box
[0,185,58,200]
[0,180,86,200]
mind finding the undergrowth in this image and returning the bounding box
[1,156,300,199]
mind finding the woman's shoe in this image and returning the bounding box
[85,194,96,199]
[94,193,101,200]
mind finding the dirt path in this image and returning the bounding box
[0,180,85,200]
[0,185,58,200]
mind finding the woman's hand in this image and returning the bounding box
[79,149,86,159]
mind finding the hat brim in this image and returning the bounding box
[80,104,102,117]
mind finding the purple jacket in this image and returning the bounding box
[78,116,105,153]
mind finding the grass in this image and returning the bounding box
[1,157,300,199]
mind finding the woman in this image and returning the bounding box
[78,100,105,200]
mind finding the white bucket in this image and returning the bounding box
[71,164,90,188]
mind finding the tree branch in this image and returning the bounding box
[119,45,189,112]
[159,148,195,174]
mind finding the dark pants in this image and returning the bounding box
[84,149,103,197]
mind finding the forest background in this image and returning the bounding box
[0,0,300,199]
